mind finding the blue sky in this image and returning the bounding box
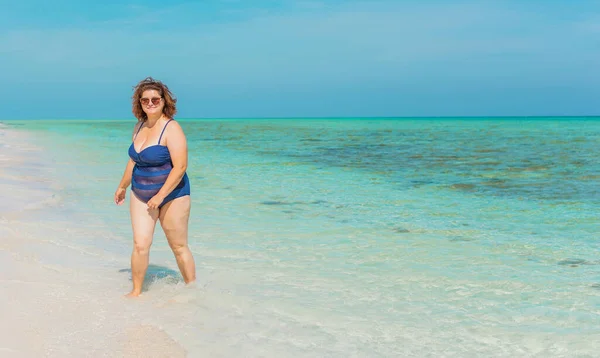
[1,0,598,119]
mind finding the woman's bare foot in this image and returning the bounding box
[125,290,142,298]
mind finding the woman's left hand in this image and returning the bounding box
[147,194,165,210]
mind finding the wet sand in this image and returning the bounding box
[0,125,188,357]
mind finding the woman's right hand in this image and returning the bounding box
[114,187,126,205]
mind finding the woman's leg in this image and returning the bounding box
[159,196,196,284]
[127,193,159,297]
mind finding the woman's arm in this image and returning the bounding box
[115,122,142,205]
[117,158,136,189]
[147,121,188,209]
[118,122,143,189]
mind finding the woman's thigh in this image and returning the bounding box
[130,192,159,247]
[159,196,191,247]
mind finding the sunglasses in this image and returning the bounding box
[140,97,162,105]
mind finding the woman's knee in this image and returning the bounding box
[133,240,152,255]
[170,243,188,256]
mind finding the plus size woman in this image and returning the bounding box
[114,77,196,297]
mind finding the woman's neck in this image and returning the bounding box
[145,114,164,128]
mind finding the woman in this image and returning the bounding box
[114,77,196,297]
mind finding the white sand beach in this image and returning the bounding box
[0,126,187,357]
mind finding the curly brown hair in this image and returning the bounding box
[131,77,177,122]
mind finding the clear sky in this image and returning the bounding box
[1,0,598,119]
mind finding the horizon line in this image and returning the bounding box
[1,115,600,122]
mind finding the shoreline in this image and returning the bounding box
[0,125,188,357]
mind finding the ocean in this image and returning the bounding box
[2,117,600,357]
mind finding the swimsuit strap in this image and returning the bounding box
[158,119,173,145]
[133,122,144,140]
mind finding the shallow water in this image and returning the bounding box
[3,118,600,357]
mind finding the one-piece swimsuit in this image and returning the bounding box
[128,119,190,208]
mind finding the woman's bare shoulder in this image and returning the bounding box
[167,119,184,132]
[131,121,143,140]
[164,120,186,145]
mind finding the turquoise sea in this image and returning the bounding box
[4,117,600,356]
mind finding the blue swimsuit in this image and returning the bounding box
[128,119,190,208]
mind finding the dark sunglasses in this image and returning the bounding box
[140,97,162,105]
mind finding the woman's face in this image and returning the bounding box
[140,89,164,117]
